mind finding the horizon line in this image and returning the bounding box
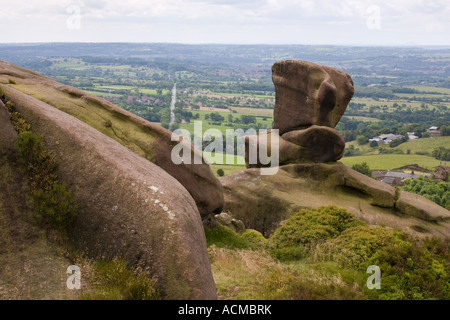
[1,41,450,49]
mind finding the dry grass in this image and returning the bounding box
[208,245,366,300]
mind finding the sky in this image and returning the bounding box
[0,0,449,45]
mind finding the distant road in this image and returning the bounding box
[169,83,176,127]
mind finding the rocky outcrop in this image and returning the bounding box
[235,59,449,240]
[433,165,450,182]
[221,163,450,239]
[245,60,352,167]
[0,100,79,299]
[272,60,354,133]
[0,86,217,299]
[0,60,223,218]
[214,212,246,233]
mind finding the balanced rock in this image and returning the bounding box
[272,60,354,134]
[245,60,352,167]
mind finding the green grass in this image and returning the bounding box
[230,107,274,116]
[204,225,252,250]
[210,164,246,177]
[340,154,442,170]
[343,115,380,122]
[79,258,160,300]
[203,151,245,166]
[394,136,450,154]
[178,111,272,136]
[351,97,433,111]
[405,86,450,95]
[83,90,123,97]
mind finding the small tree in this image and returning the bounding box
[356,135,369,145]
[216,169,225,177]
[351,162,371,177]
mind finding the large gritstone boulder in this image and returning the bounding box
[0,85,217,300]
[244,60,353,167]
[0,60,223,218]
[272,60,354,134]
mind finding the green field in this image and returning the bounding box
[394,136,450,154]
[203,151,245,166]
[178,109,272,135]
[230,107,274,116]
[405,86,450,95]
[83,90,122,97]
[339,154,443,170]
[210,164,247,177]
[351,97,432,111]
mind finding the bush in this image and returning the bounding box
[378,147,404,154]
[432,147,450,161]
[401,176,450,209]
[32,182,76,231]
[314,225,406,269]
[269,206,363,260]
[16,131,44,164]
[314,225,450,299]
[216,168,225,177]
[351,162,371,176]
[389,137,407,148]
[344,145,362,157]
[8,105,76,231]
[356,135,369,145]
[368,237,450,299]
[204,225,253,250]
[241,229,268,250]
[271,246,307,261]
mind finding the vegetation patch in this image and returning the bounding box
[79,258,160,300]
[204,224,254,250]
[3,98,76,232]
[400,176,450,209]
[269,206,364,260]
[315,226,450,299]
[206,206,450,300]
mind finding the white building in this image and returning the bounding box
[369,133,404,144]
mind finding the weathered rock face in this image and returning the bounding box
[245,126,345,167]
[245,60,353,167]
[232,59,449,240]
[433,165,450,182]
[0,60,223,218]
[221,163,450,239]
[272,60,354,133]
[0,86,217,299]
[1,100,79,300]
[214,212,246,233]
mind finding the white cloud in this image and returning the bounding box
[0,0,448,45]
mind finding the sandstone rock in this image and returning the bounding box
[221,163,450,239]
[343,165,397,208]
[0,100,16,154]
[0,85,217,299]
[433,165,450,182]
[281,125,345,162]
[214,212,246,233]
[244,126,345,168]
[0,60,223,218]
[1,100,79,300]
[395,190,450,222]
[272,60,354,134]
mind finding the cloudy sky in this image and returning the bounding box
[1,0,449,45]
